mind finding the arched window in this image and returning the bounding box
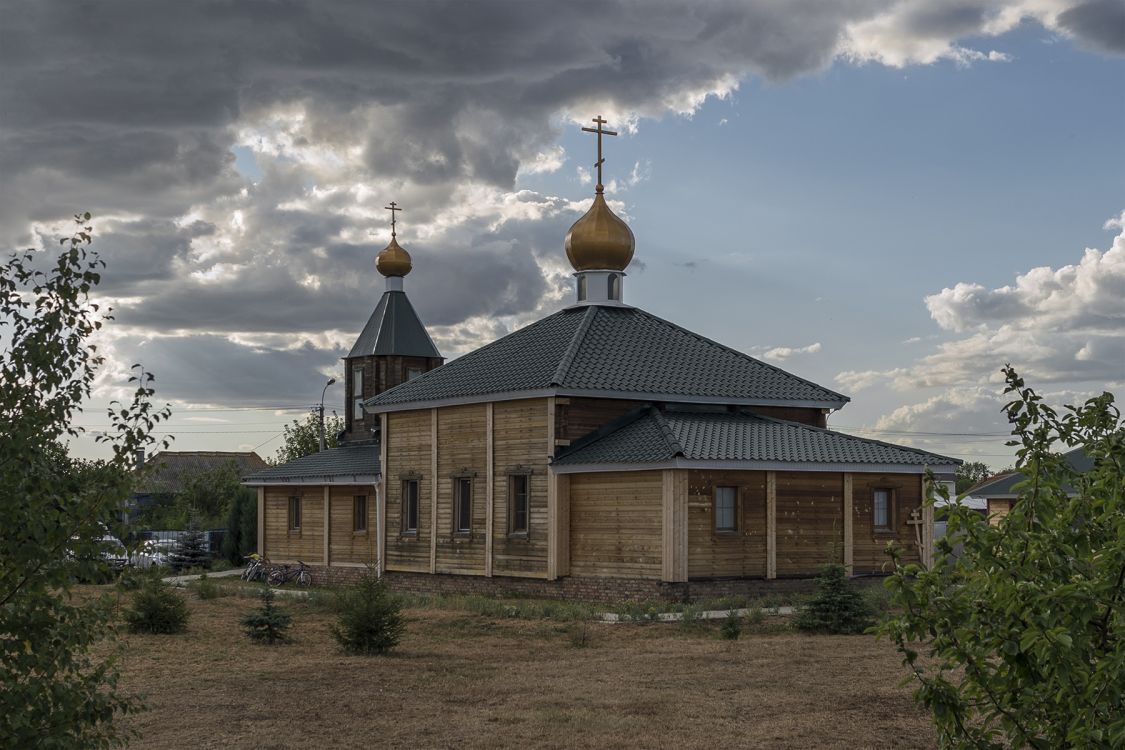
[577,275,587,301]
[607,273,621,300]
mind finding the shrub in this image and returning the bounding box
[794,564,873,635]
[193,572,222,600]
[167,516,211,574]
[720,610,742,640]
[566,621,592,648]
[241,586,292,645]
[330,569,405,655]
[124,578,189,634]
[878,368,1125,749]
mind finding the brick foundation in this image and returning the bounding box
[306,565,883,604]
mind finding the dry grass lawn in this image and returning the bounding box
[114,589,935,749]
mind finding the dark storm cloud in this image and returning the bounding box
[1057,0,1125,53]
[133,335,342,407]
[1,0,1117,407]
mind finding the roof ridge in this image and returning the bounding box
[550,305,598,386]
[630,306,850,404]
[650,408,686,457]
[749,412,961,464]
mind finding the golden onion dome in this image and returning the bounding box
[376,236,412,277]
[564,192,635,272]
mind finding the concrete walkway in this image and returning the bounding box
[599,606,795,623]
[161,567,246,586]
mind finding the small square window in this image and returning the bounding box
[714,486,738,532]
[406,367,423,380]
[873,489,893,530]
[508,475,529,535]
[288,496,301,531]
[454,478,472,533]
[353,495,367,533]
[402,480,419,533]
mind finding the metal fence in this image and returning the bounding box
[127,528,228,558]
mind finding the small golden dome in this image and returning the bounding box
[376,236,412,277]
[564,193,635,272]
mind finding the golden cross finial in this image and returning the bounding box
[581,115,618,194]
[384,201,402,238]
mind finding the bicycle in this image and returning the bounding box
[242,553,269,582]
[267,560,311,587]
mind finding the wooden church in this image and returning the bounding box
[245,120,960,601]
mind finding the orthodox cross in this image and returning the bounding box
[581,115,617,194]
[385,201,402,238]
[906,507,926,552]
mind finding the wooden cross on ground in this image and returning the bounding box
[906,507,926,553]
[385,201,401,238]
[581,116,617,194]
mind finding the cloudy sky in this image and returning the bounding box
[4,0,1122,467]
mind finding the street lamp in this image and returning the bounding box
[319,377,336,452]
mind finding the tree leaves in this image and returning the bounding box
[877,366,1124,749]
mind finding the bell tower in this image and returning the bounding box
[341,202,443,443]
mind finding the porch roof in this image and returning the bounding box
[241,442,380,486]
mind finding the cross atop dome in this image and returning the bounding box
[376,200,412,280]
[564,116,636,305]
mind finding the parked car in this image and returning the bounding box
[131,538,174,569]
[96,533,130,569]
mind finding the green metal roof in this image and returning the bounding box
[367,304,849,410]
[553,406,960,469]
[242,442,380,484]
[348,290,441,359]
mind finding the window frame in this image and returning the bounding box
[873,488,895,532]
[507,473,530,537]
[401,479,419,535]
[353,494,368,534]
[453,476,473,535]
[288,496,301,533]
[713,485,739,534]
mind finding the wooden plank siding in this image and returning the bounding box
[328,485,378,565]
[383,409,433,572]
[569,471,663,579]
[851,472,922,572]
[263,487,325,563]
[686,469,768,579]
[434,404,488,575]
[775,472,844,576]
[491,399,549,577]
[554,397,643,443]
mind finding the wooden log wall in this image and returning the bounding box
[491,399,549,577]
[851,472,921,572]
[775,472,844,576]
[263,487,325,563]
[686,469,768,579]
[434,404,488,575]
[328,485,378,565]
[554,397,642,443]
[745,406,827,427]
[569,471,663,579]
[383,409,433,572]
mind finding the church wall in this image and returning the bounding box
[775,472,845,576]
[555,397,644,444]
[343,355,443,443]
[263,486,325,564]
[569,471,663,579]
[851,472,922,571]
[328,485,378,565]
[491,398,550,577]
[745,406,827,428]
[435,404,488,575]
[686,469,768,579]
[383,409,433,572]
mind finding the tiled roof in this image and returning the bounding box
[553,406,960,468]
[242,442,380,484]
[348,290,441,359]
[965,447,1091,497]
[136,451,268,494]
[368,305,848,408]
